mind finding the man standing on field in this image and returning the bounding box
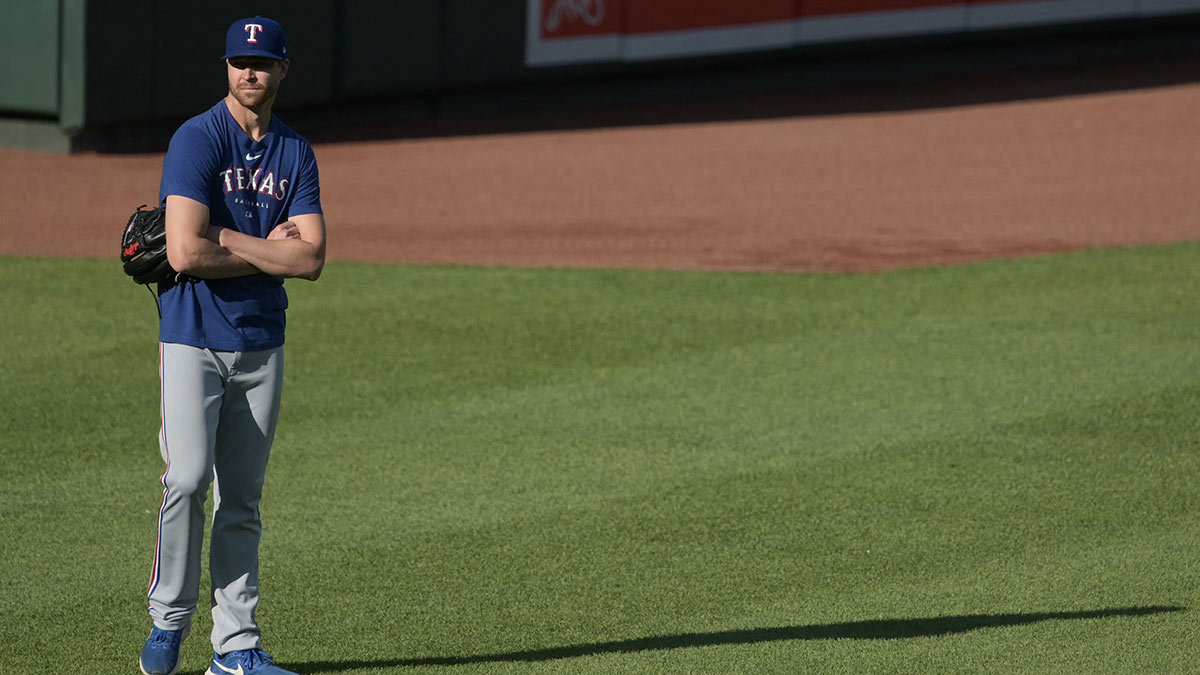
[138,16,325,675]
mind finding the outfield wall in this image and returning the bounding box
[2,0,1200,152]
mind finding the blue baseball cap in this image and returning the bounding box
[222,17,288,61]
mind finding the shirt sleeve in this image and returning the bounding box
[159,123,220,205]
[286,143,323,217]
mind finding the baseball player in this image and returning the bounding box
[138,16,325,675]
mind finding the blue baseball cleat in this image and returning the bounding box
[139,626,188,675]
[208,648,297,675]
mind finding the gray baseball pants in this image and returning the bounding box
[147,342,284,654]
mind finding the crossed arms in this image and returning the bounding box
[165,194,325,281]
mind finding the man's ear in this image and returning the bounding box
[279,59,290,80]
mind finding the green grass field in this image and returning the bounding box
[1,244,1197,674]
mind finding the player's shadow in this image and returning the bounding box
[286,605,1183,673]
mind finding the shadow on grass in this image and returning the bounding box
[288,605,1184,672]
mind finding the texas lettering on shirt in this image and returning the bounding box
[221,165,289,200]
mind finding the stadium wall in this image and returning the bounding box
[2,0,1199,152]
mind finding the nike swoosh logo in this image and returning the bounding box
[245,152,263,161]
[211,661,245,675]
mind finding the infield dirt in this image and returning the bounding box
[3,53,1197,273]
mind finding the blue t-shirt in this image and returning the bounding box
[158,100,322,351]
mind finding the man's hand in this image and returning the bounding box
[268,221,301,241]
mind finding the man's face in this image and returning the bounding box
[226,57,288,111]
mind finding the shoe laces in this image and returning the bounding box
[226,648,275,667]
[149,628,182,646]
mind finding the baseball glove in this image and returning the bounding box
[120,204,175,285]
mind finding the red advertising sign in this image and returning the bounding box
[624,0,794,34]
[799,0,967,16]
[537,0,624,39]
[526,0,1157,67]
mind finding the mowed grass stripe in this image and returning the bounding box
[0,243,1196,673]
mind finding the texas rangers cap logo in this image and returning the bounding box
[244,23,264,43]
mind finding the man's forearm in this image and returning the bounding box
[211,225,322,280]
[172,232,260,279]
